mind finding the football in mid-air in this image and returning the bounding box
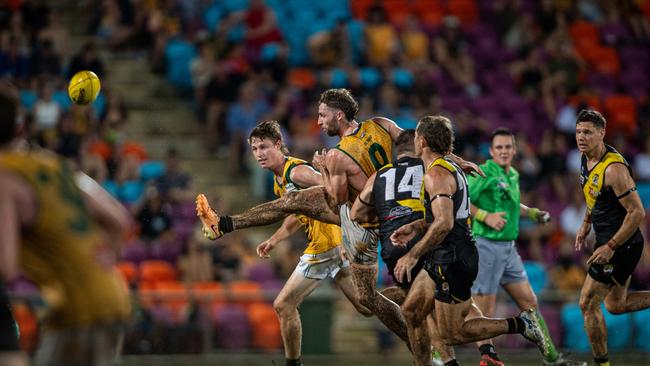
[68,70,101,105]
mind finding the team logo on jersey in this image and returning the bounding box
[387,206,412,220]
[591,174,599,185]
[441,282,450,293]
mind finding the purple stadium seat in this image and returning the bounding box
[586,73,616,96]
[260,279,284,296]
[600,23,632,46]
[172,221,195,245]
[442,95,470,113]
[214,305,251,350]
[247,262,278,283]
[150,240,184,263]
[8,276,39,296]
[121,240,148,264]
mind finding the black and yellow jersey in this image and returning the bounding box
[580,144,643,246]
[373,156,430,246]
[335,119,393,201]
[273,156,342,255]
[426,157,474,263]
[0,150,130,328]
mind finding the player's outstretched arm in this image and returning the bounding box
[350,172,377,224]
[0,178,20,281]
[324,149,351,205]
[77,172,132,248]
[257,215,301,258]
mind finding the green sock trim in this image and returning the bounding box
[536,308,559,362]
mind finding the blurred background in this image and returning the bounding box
[4,0,650,364]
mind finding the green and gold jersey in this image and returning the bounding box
[335,119,393,200]
[273,156,342,255]
[0,150,130,328]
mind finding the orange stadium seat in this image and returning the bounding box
[120,142,147,161]
[568,93,602,111]
[247,303,282,351]
[116,261,138,285]
[569,20,599,44]
[228,281,264,309]
[590,47,620,76]
[88,141,112,161]
[191,281,225,306]
[604,94,637,136]
[350,0,374,19]
[447,0,479,26]
[155,281,189,323]
[140,260,177,283]
[411,0,444,27]
[138,280,157,308]
[12,303,38,353]
[288,68,317,90]
[384,0,410,25]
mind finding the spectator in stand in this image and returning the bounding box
[67,41,105,79]
[433,16,480,97]
[226,79,271,175]
[510,47,548,101]
[560,184,589,238]
[177,232,215,283]
[33,82,61,146]
[132,186,173,243]
[399,14,429,66]
[364,4,398,66]
[222,0,283,61]
[38,9,72,63]
[633,135,650,182]
[307,19,353,68]
[548,242,586,294]
[30,39,61,77]
[0,36,30,82]
[56,113,82,160]
[155,147,194,204]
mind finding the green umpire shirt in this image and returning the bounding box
[468,159,521,241]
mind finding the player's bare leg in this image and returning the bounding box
[579,276,610,360]
[427,314,455,364]
[381,286,407,305]
[273,270,321,361]
[352,263,409,343]
[603,278,650,314]
[435,298,544,347]
[401,270,439,366]
[334,266,373,317]
[196,187,340,240]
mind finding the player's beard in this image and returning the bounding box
[326,121,339,136]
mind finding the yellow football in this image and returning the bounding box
[68,70,101,105]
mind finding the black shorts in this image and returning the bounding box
[588,238,644,286]
[381,236,425,290]
[425,244,479,304]
[0,283,20,351]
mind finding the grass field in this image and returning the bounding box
[122,351,650,366]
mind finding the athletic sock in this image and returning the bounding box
[444,360,459,366]
[218,215,234,234]
[535,308,560,362]
[285,358,302,366]
[479,344,500,361]
[594,355,609,366]
[506,316,526,334]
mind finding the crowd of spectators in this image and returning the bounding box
[5,0,650,355]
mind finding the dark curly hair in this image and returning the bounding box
[416,115,454,155]
[248,120,289,154]
[576,109,606,129]
[318,88,359,121]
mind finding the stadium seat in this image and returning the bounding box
[523,261,547,294]
[328,68,349,88]
[247,261,278,283]
[603,94,637,136]
[632,308,650,352]
[637,182,650,208]
[447,0,479,26]
[358,67,382,89]
[247,302,282,351]
[155,280,190,324]
[228,280,265,308]
[19,89,37,111]
[118,180,145,204]
[12,303,39,353]
[411,0,444,28]
[214,304,251,349]
[116,261,138,285]
[561,303,591,352]
[121,239,148,264]
[140,260,178,284]
[139,160,165,182]
[191,281,225,306]
[288,68,317,89]
[569,20,600,46]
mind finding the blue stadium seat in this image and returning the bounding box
[561,302,633,351]
[346,20,365,63]
[139,161,166,182]
[119,180,145,204]
[19,89,37,111]
[391,68,414,89]
[204,3,225,33]
[359,67,382,89]
[102,180,119,198]
[561,303,591,352]
[260,42,280,62]
[223,0,249,13]
[164,38,197,89]
[329,68,348,88]
[53,90,72,111]
[632,308,650,352]
[92,92,106,117]
[523,261,547,294]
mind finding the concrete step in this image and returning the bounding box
[126,109,199,137]
[138,136,206,160]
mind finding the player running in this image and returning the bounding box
[575,110,650,366]
[468,128,585,366]
[390,116,547,365]
[196,89,482,343]
[248,120,371,366]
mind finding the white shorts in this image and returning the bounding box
[295,246,349,280]
[339,203,379,265]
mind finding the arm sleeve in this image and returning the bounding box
[467,173,489,203]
